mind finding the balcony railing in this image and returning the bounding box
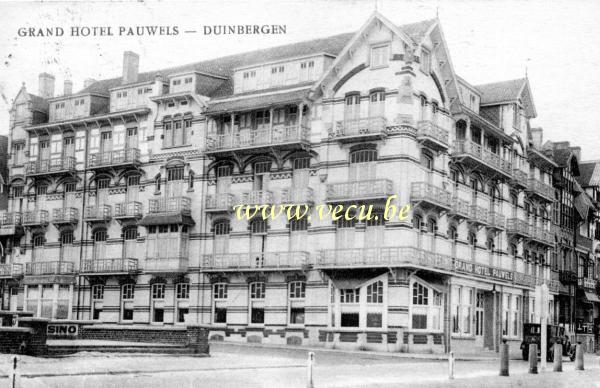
[88,148,141,168]
[0,263,24,278]
[316,246,453,271]
[580,277,596,290]
[202,251,310,271]
[506,218,530,237]
[280,188,315,205]
[416,120,449,148]
[452,140,512,175]
[488,211,506,230]
[329,116,387,140]
[81,258,138,274]
[530,226,554,246]
[527,178,554,201]
[240,191,274,206]
[148,196,191,215]
[514,272,536,288]
[26,261,74,276]
[448,197,470,219]
[326,179,393,202]
[114,201,143,219]
[205,193,237,212]
[0,212,22,226]
[22,210,49,226]
[26,157,76,176]
[576,234,593,251]
[52,207,79,224]
[206,125,310,151]
[468,205,489,225]
[84,205,112,221]
[144,256,188,272]
[410,182,451,209]
[512,169,529,187]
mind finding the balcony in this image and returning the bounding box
[51,207,79,226]
[84,205,112,223]
[511,169,529,189]
[468,205,489,226]
[202,251,310,272]
[0,212,23,236]
[548,279,562,294]
[0,263,24,279]
[416,120,449,151]
[22,210,49,227]
[530,226,554,247]
[506,218,530,238]
[25,261,75,276]
[448,197,470,220]
[514,273,536,288]
[114,201,143,220]
[206,125,310,154]
[580,277,596,290]
[26,157,76,177]
[316,246,453,272]
[487,211,506,231]
[559,270,578,285]
[205,193,237,213]
[526,178,555,202]
[148,196,191,215]
[576,234,593,251]
[452,140,512,178]
[81,258,138,275]
[88,148,141,170]
[144,256,188,273]
[328,116,388,143]
[325,179,394,203]
[410,182,451,211]
[280,187,315,205]
[240,190,274,206]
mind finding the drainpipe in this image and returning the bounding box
[76,125,90,320]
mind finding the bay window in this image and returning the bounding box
[410,281,442,331]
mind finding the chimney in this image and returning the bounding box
[63,80,73,95]
[571,146,581,162]
[154,73,163,96]
[83,78,96,88]
[530,127,543,149]
[38,73,55,98]
[122,51,139,84]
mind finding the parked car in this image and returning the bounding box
[520,323,576,361]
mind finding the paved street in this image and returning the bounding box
[0,342,599,387]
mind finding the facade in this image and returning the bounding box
[0,12,599,355]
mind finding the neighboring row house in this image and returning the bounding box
[0,12,598,355]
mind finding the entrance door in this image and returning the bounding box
[475,291,485,346]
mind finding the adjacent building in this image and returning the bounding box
[0,12,598,355]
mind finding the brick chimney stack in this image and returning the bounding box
[122,51,139,85]
[38,73,55,98]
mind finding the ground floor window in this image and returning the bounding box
[410,281,442,331]
[452,285,473,335]
[213,283,228,324]
[25,284,72,319]
[249,282,265,324]
[176,282,189,323]
[502,293,521,337]
[91,284,104,320]
[151,283,166,323]
[121,284,135,321]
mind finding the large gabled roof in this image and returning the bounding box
[577,161,600,187]
[476,78,527,105]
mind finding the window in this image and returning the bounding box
[151,283,165,323]
[250,219,268,234]
[366,281,383,303]
[371,45,389,68]
[502,293,521,337]
[152,283,165,299]
[92,285,104,300]
[172,79,181,86]
[270,66,285,86]
[188,171,195,189]
[368,90,385,118]
[121,284,134,321]
[344,94,361,123]
[36,185,47,196]
[340,289,360,303]
[12,143,25,165]
[250,282,265,324]
[250,282,265,299]
[420,48,431,73]
[299,60,315,81]
[167,166,184,181]
[451,286,473,335]
[242,70,256,91]
[420,150,434,170]
[411,281,442,331]
[184,77,193,84]
[155,174,161,192]
[176,283,189,299]
[61,231,74,245]
[289,281,306,299]
[91,284,103,320]
[12,186,23,198]
[97,178,110,190]
[213,283,228,299]
[33,234,44,247]
[213,282,228,323]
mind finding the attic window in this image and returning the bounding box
[184,77,193,84]
[370,45,389,68]
[167,102,175,108]
[180,100,188,106]
[173,79,182,86]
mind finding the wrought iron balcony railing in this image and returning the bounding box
[448,197,470,219]
[26,261,74,276]
[202,251,310,271]
[206,124,310,151]
[468,205,489,225]
[205,193,237,212]
[527,178,555,202]
[488,211,506,230]
[452,140,512,175]
[26,157,76,176]
[576,234,593,251]
[22,210,49,226]
[511,169,529,187]
[144,256,188,272]
[88,148,141,168]
[81,258,138,274]
[416,120,449,148]
[410,182,452,209]
[280,187,315,205]
[0,263,24,278]
[530,226,554,245]
[52,207,79,224]
[84,205,112,221]
[328,116,387,140]
[114,201,143,218]
[240,191,274,206]
[514,272,536,288]
[0,212,22,226]
[326,179,393,202]
[148,196,191,215]
[559,270,578,285]
[506,218,530,237]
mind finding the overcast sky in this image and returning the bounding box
[1,0,599,159]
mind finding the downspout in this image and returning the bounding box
[76,125,90,320]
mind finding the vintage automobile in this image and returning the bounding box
[520,323,576,361]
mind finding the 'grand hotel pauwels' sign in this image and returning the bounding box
[453,259,514,282]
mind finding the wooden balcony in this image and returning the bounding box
[0,212,23,236]
[468,205,489,226]
[328,116,388,143]
[22,210,49,227]
[280,187,315,205]
[51,207,79,226]
[148,196,191,215]
[84,205,112,223]
[448,198,470,220]
[526,178,555,202]
[205,125,310,154]
[81,258,138,275]
[202,251,310,272]
[487,211,506,231]
[316,246,453,272]
[0,263,24,279]
[511,169,529,189]
[410,182,451,211]
[205,193,237,213]
[240,191,274,206]
[416,120,449,151]
[26,261,74,276]
[325,179,393,203]
[452,140,512,178]
[114,201,143,220]
[506,218,530,238]
[25,157,76,177]
[88,148,141,170]
[144,256,188,273]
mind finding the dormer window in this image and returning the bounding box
[242,70,257,91]
[270,66,285,86]
[55,102,65,109]
[370,45,389,68]
[420,48,431,73]
[299,61,315,82]
[184,77,193,84]
[172,79,182,86]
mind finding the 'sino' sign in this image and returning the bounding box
[47,324,79,336]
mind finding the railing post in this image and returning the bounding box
[528,343,538,374]
[575,342,584,370]
[10,355,20,388]
[448,351,455,379]
[306,351,315,388]
[499,340,509,376]
[553,343,562,372]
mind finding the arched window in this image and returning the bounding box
[426,217,437,234]
[214,219,230,236]
[188,171,195,189]
[420,150,434,171]
[448,225,458,258]
[468,231,477,247]
[366,280,384,304]
[250,219,267,235]
[33,234,45,247]
[94,229,107,242]
[410,281,442,330]
[249,282,266,324]
[349,148,377,181]
[412,214,423,230]
[123,227,137,240]
[155,174,161,192]
[61,231,74,245]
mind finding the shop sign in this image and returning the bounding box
[453,259,514,282]
[47,324,79,336]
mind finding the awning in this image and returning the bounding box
[584,291,600,303]
[139,214,195,226]
[205,88,310,115]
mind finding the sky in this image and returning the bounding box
[0,0,599,159]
